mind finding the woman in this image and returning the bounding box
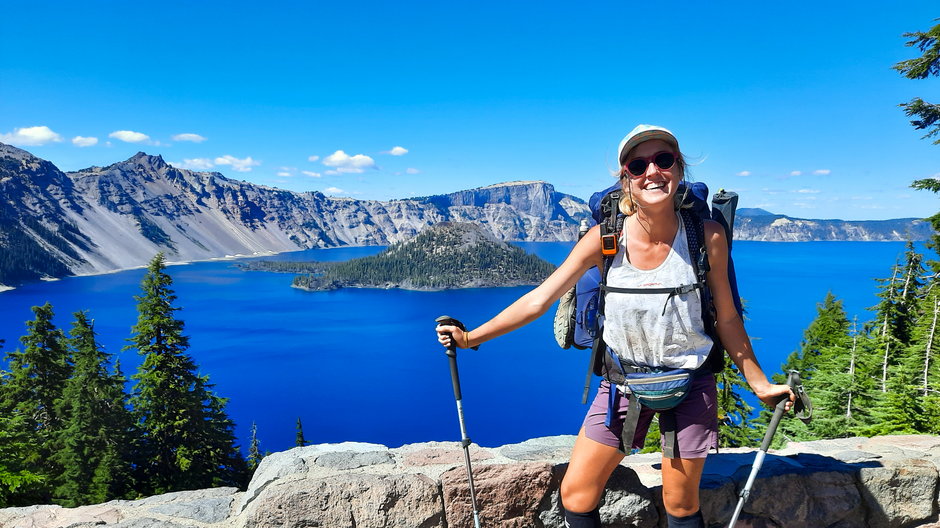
[436,124,794,528]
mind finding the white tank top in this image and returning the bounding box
[601,214,714,370]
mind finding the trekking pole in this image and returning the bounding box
[728,370,812,527]
[435,315,482,528]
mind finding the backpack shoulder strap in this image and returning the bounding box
[679,207,709,285]
[582,189,622,404]
[680,207,726,373]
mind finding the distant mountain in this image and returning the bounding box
[291,222,557,290]
[733,213,933,242]
[0,144,587,287]
[737,207,775,217]
[0,143,934,287]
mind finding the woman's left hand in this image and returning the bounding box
[754,383,795,411]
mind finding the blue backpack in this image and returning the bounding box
[552,181,743,402]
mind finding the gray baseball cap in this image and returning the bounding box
[617,124,680,166]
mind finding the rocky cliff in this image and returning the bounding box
[735,213,933,242]
[0,143,587,287]
[3,435,938,528]
[0,143,934,288]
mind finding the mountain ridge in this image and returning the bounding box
[0,143,934,288]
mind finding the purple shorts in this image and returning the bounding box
[582,374,719,458]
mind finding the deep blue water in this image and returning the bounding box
[0,241,928,454]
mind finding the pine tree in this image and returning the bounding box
[51,311,135,507]
[890,273,940,434]
[715,355,759,447]
[0,338,44,507]
[127,253,246,495]
[0,303,72,504]
[757,293,852,444]
[894,21,940,271]
[247,422,262,472]
[295,418,307,447]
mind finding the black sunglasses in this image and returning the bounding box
[623,151,677,178]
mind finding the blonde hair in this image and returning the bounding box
[617,150,689,216]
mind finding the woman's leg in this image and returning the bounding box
[661,455,706,517]
[560,427,625,514]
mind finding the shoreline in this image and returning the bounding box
[1,239,932,295]
[291,280,545,293]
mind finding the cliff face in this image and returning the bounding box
[2,435,938,527]
[735,213,935,242]
[0,144,588,286]
[1,143,935,287]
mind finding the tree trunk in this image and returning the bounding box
[847,317,857,420]
[924,299,939,396]
[882,314,890,393]
[881,266,899,394]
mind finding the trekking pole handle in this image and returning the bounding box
[759,370,801,452]
[435,315,480,354]
[436,316,480,401]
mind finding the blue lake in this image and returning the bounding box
[0,241,928,454]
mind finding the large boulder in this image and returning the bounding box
[2,435,940,528]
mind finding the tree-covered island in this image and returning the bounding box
[282,222,557,291]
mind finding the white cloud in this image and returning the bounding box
[0,126,63,146]
[214,155,260,172]
[324,187,345,194]
[813,169,831,175]
[736,170,751,177]
[308,155,320,162]
[796,189,820,194]
[169,158,215,170]
[322,150,376,173]
[172,133,207,143]
[302,170,321,178]
[277,171,291,177]
[406,168,420,174]
[72,136,98,147]
[109,130,150,143]
[790,170,802,177]
[385,146,408,156]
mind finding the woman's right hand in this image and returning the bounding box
[436,324,467,349]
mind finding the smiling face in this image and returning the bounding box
[621,139,683,212]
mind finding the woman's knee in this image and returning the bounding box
[660,456,705,516]
[661,485,700,516]
[560,472,604,513]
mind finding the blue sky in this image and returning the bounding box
[2,1,939,220]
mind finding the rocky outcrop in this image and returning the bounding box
[3,435,939,528]
[0,143,934,287]
[735,214,934,242]
[0,143,589,286]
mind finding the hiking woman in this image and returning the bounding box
[436,124,794,528]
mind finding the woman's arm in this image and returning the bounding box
[437,224,605,349]
[703,220,794,409]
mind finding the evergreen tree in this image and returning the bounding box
[715,354,758,448]
[247,422,262,472]
[909,288,940,398]
[893,21,940,142]
[757,293,852,444]
[295,418,307,447]
[51,311,135,507]
[868,245,923,394]
[127,253,246,495]
[0,303,71,503]
[0,338,44,507]
[894,21,940,272]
